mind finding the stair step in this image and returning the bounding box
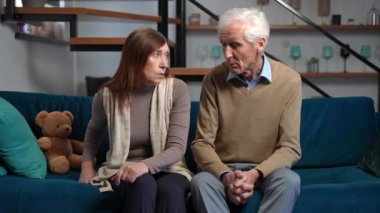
[69,37,123,51]
[14,7,181,24]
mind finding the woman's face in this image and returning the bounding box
[142,43,170,85]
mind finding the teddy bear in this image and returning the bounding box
[35,110,84,174]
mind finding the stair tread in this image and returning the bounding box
[14,7,181,24]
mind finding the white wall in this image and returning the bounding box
[0,21,74,94]
[0,0,379,108]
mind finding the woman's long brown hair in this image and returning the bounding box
[102,28,168,108]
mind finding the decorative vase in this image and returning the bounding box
[288,0,301,24]
[289,0,301,11]
[257,0,269,11]
[189,13,201,25]
[318,0,330,25]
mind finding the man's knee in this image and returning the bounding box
[278,169,300,190]
[286,170,300,189]
[264,168,300,194]
[190,172,216,190]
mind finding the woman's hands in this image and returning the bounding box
[112,162,149,185]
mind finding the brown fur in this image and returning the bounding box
[35,111,83,174]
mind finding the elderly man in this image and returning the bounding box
[190,7,302,213]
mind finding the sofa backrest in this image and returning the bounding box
[295,97,378,168]
[188,97,379,169]
[1,91,377,171]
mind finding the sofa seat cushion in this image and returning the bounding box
[0,172,121,213]
[213,166,380,213]
[293,166,380,213]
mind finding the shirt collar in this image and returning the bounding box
[227,54,272,84]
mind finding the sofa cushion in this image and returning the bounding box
[0,97,46,178]
[0,171,121,213]
[0,165,7,175]
[295,97,378,168]
[293,166,380,213]
[0,91,110,165]
[358,139,380,177]
[185,102,199,174]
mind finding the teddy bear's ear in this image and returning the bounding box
[63,111,74,123]
[35,111,49,127]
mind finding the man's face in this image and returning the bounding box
[219,22,262,76]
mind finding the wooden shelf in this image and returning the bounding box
[301,72,378,78]
[14,7,181,24]
[15,32,68,46]
[69,37,176,51]
[171,68,210,76]
[187,24,380,31]
[170,68,379,78]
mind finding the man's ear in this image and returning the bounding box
[256,37,267,54]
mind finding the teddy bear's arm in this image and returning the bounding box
[71,139,84,154]
[37,137,52,150]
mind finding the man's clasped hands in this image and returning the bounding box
[222,169,261,205]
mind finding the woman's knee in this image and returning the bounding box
[135,173,156,185]
[127,173,157,195]
[157,173,189,196]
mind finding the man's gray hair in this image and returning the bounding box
[217,7,270,44]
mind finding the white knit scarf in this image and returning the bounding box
[91,78,192,192]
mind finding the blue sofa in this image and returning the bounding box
[0,90,380,213]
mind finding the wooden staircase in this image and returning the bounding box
[5,6,181,51]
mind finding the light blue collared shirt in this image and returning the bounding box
[226,54,272,90]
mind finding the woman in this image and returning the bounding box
[79,28,192,213]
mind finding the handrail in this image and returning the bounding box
[187,0,331,98]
